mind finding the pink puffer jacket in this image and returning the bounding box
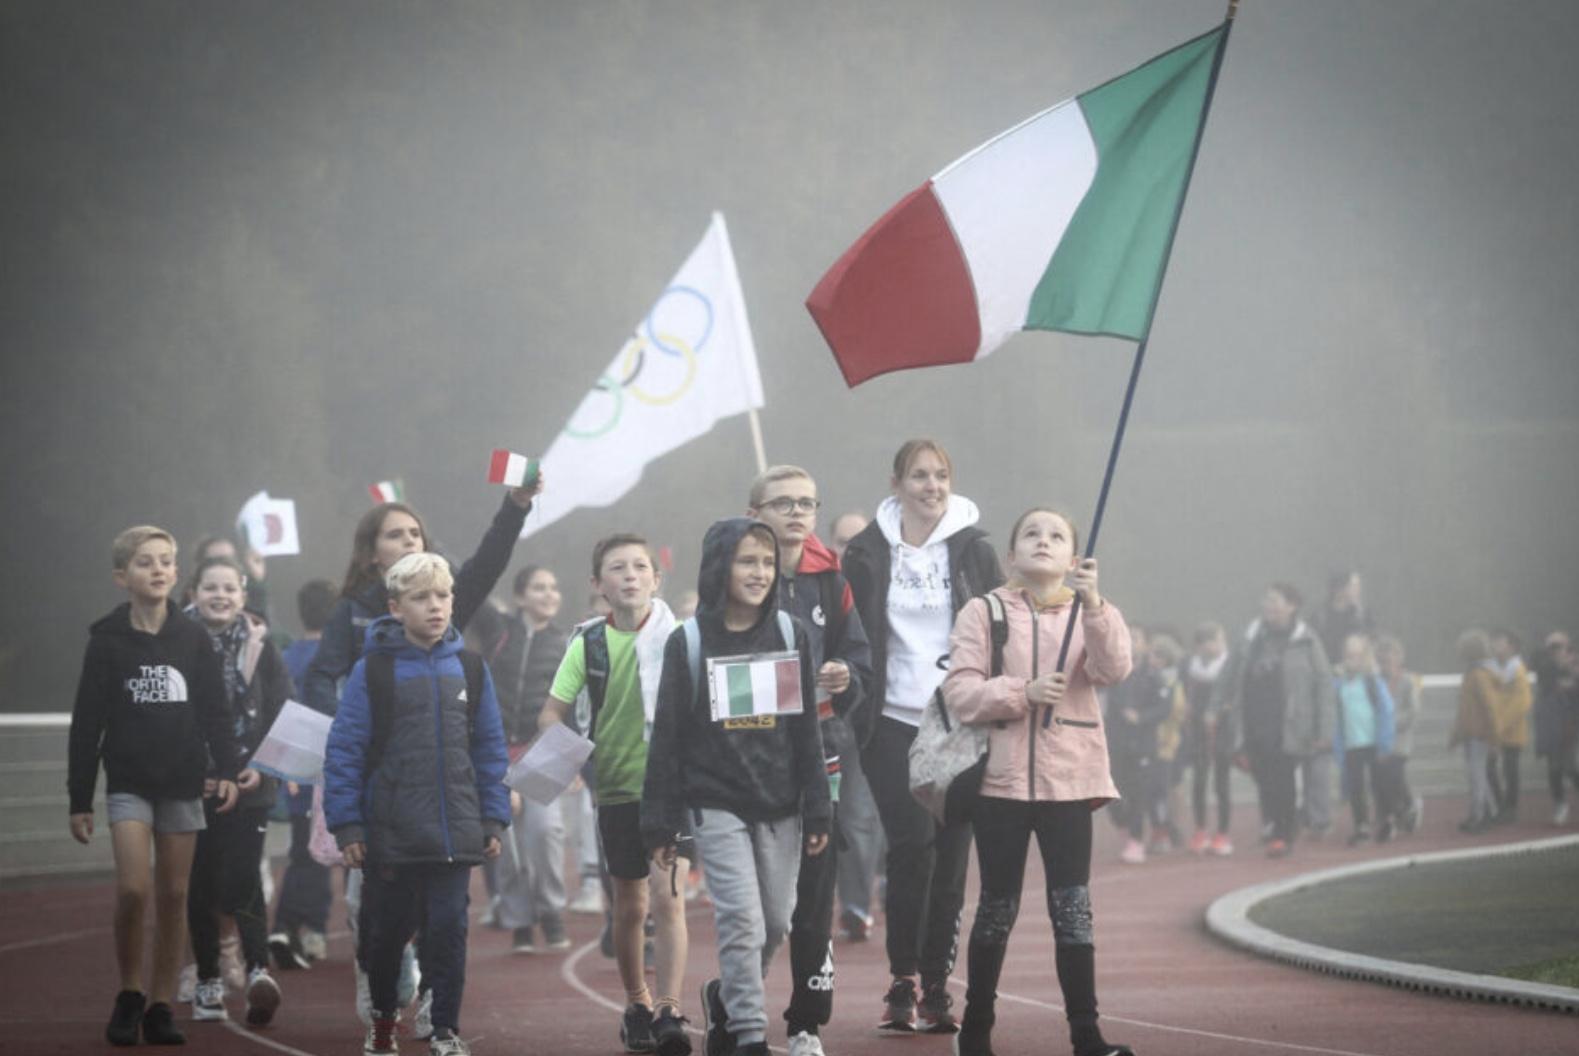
[943,587,1131,804]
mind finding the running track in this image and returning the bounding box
[3,796,1573,1056]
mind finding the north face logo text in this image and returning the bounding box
[126,665,188,705]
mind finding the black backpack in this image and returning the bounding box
[363,649,486,773]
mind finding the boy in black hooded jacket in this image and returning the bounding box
[643,519,830,1056]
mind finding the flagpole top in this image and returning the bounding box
[1226,0,1240,20]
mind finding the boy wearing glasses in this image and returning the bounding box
[746,466,873,1056]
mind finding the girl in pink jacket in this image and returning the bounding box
[942,508,1134,1056]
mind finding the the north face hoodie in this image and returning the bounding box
[68,601,241,814]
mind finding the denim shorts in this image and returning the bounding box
[106,792,207,833]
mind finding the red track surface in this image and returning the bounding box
[3,796,1574,1056]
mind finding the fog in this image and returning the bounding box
[3,0,1576,709]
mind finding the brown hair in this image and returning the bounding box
[341,502,431,599]
[187,555,247,602]
[590,533,656,580]
[891,438,953,482]
[112,526,176,571]
[1007,507,1080,554]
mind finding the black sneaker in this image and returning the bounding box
[653,1005,693,1056]
[268,931,310,971]
[512,926,537,954]
[106,990,146,1046]
[878,976,917,1032]
[954,1027,995,1056]
[141,1001,187,1045]
[621,1002,656,1053]
[700,978,731,1056]
[1346,826,1370,847]
[1073,1023,1135,1056]
[540,915,571,951]
[917,978,957,1034]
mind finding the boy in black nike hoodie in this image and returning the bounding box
[642,518,831,1056]
[68,526,241,1047]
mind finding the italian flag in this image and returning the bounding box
[709,652,803,722]
[487,449,540,488]
[368,480,403,504]
[807,24,1228,386]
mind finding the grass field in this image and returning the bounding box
[1248,842,1579,978]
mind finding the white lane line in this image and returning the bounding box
[961,977,1390,1056]
[221,1020,328,1056]
[0,924,107,954]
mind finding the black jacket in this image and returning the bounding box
[490,616,570,744]
[302,494,529,716]
[67,601,240,814]
[840,518,1005,748]
[641,518,831,848]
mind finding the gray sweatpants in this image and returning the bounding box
[495,792,567,929]
[694,807,802,1047]
[1300,751,1333,832]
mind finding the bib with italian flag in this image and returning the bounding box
[707,651,803,722]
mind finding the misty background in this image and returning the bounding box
[3,0,1576,712]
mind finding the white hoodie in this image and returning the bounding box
[876,493,982,726]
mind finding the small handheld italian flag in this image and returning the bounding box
[707,651,804,722]
[368,480,404,504]
[487,449,540,489]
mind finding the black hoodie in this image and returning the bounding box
[641,518,831,848]
[68,601,240,814]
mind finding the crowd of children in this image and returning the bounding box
[65,447,1578,1056]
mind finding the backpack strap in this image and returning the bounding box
[984,593,1009,678]
[818,570,846,651]
[582,621,610,740]
[458,649,484,738]
[683,617,702,701]
[776,609,796,653]
[365,652,396,775]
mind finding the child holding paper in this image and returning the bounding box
[324,552,510,1056]
[183,555,294,1026]
[642,518,831,1056]
[68,527,241,1046]
[539,534,689,1056]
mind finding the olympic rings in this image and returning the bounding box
[559,285,714,441]
[560,376,624,439]
[622,333,697,406]
[644,285,713,359]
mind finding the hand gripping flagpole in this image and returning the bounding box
[1044,2,1238,726]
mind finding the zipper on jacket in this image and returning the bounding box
[1024,592,1040,795]
[430,657,456,861]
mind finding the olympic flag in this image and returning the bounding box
[522,213,764,537]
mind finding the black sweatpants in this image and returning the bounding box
[189,802,272,977]
[1248,746,1298,844]
[862,716,972,981]
[274,813,332,934]
[785,806,839,1034]
[1342,746,1380,830]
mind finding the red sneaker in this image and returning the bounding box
[1188,830,1210,854]
[1266,838,1290,859]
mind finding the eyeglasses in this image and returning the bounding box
[759,497,820,515]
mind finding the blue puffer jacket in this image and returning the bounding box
[323,617,511,866]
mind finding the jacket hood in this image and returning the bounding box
[797,532,841,575]
[365,613,463,659]
[696,517,780,632]
[875,493,981,550]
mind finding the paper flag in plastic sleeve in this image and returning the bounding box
[505,723,595,805]
[248,701,332,783]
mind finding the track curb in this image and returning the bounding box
[1204,833,1579,1014]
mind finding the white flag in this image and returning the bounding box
[248,701,331,782]
[505,723,596,805]
[236,490,300,557]
[523,212,763,536]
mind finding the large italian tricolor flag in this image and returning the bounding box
[807,24,1228,386]
[708,652,804,722]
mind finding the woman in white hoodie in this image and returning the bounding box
[842,439,1004,1035]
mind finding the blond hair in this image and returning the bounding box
[112,526,176,571]
[749,465,814,509]
[384,551,453,599]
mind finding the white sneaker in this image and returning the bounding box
[1555,801,1571,826]
[298,927,328,962]
[788,1030,826,1056]
[177,963,198,1004]
[245,966,281,1026]
[219,935,246,992]
[429,1031,471,1056]
[568,880,604,915]
[355,964,374,1026]
[411,988,434,1041]
[192,976,228,1021]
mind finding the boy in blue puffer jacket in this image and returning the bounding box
[324,552,511,1056]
